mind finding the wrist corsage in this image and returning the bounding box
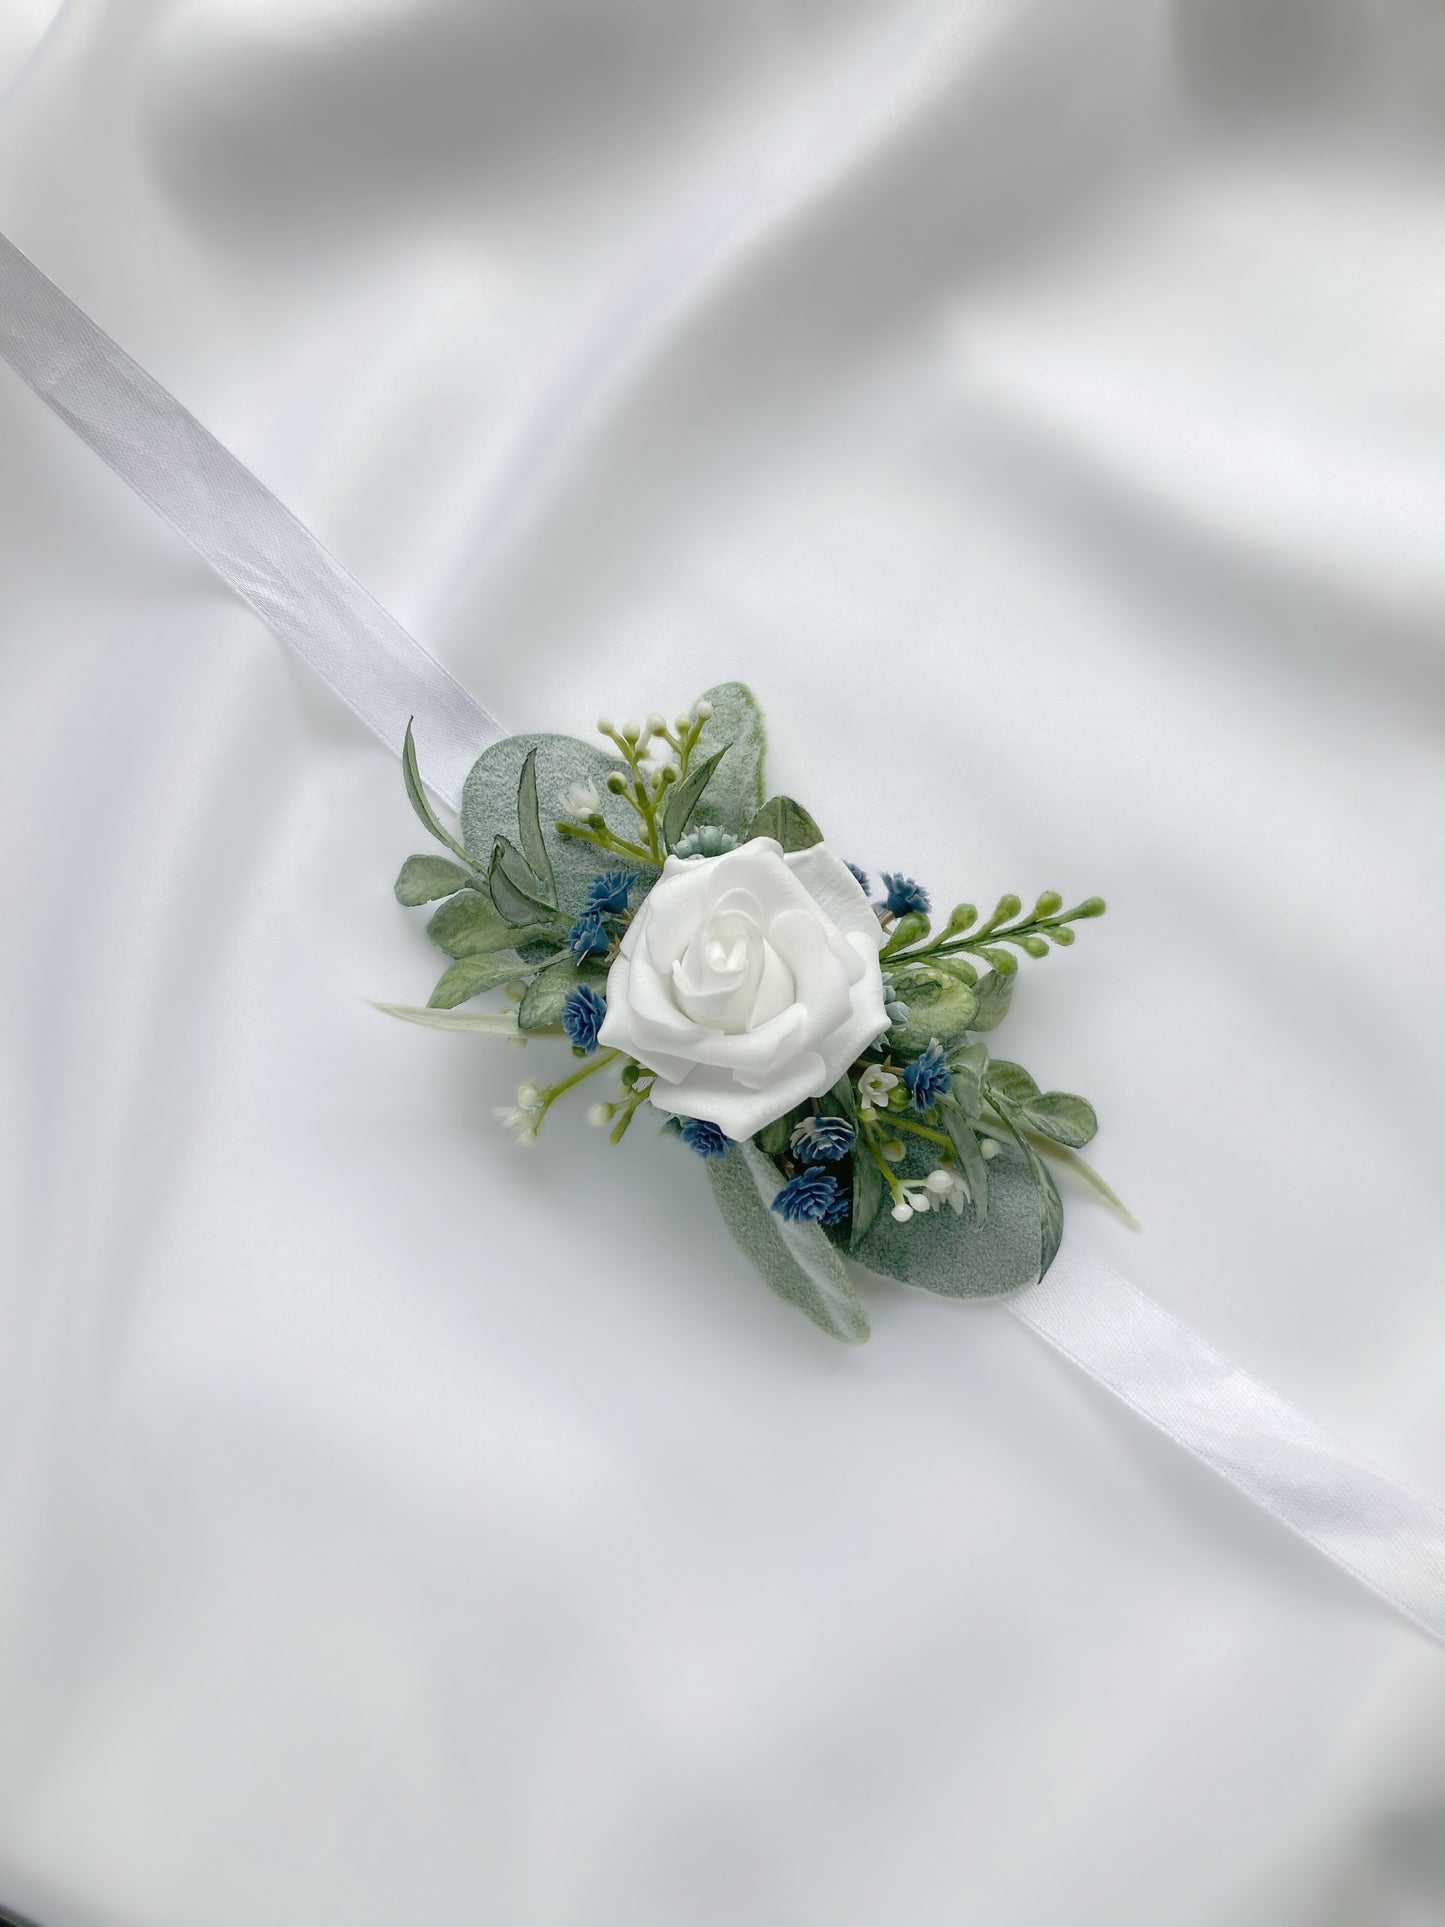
[379,684,1128,1342]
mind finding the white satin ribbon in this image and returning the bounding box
[0,230,500,811]
[5,228,1445,1646]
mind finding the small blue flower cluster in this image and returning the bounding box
[773,1168,849,1226]
[679,1116,733,1159]
[845,861,870,893]
[561,983,607,1052]
[567,867,638,961]
[903,1038,952,1110]
[880,873,930,917]
[789,1115,856,1162]
[567,913,609,961]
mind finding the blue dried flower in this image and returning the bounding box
[679,1116,733,1159]
[880,872,931,917]
[567,913,610,961]
[845,862,871,894]
[903,1038,952,1111]
[789,1115,856,1162]
[585,868,636,915]
[821,1185,851,1227]
[561,982,606,1053]
[772,1168,844,1224]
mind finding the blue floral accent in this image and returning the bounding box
[567,913,610,962]
[821,1184,851,1227]
[845,862,871,894]
[585,868,636,915]
[678,1117,733,1159]
[789,1115,856,1162]
[903,1038,952,1111]
[880,873,931,917]
[561,983,606,1053]
[772,1168,844,1224]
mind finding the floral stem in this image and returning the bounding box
[537,1049,621,1124]
[883,1114,954,1150]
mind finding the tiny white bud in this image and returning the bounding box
[980,1138,1000,1159]
[673,714,690,733]
[517,1081,541,1109]
[925,1169,953,1194]
[588,1103,612,1127]
[646,711,666,734]
[621,719,642,743]
[881,1140,905,1163]
[693,699,713,721]
[891,1202,914,1222]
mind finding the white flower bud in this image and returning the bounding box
[925,1169,954,1193]
[596,716,614,734]
[693,699,713,721]
[891,1202,914,1222]
[621,719,642,743]
[646,712,666,734]
[980,1138,1000,1159]
[588,1103,612,1126]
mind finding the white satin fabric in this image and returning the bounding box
[3,5,1445,1925]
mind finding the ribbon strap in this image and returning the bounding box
[4,228,1445,1647]
[0,231,500,809]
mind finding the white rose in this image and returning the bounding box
[597,838,889,1139]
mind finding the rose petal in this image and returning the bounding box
[784,843,886,951]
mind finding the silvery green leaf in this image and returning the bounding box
[984,1060,1039,1106]
[850,1142,885,1246]
[757,1113,791,1157]
[427,888,541,958]
[851,1142,1041,1298]
[707,1141,869,1344]
[1020,1091,1098,1149]
[938,1097,989,1223]
[428,952,529,1010]
[460,732,638,907]
[517,953,609,1031]
[488,840,557,927]
[968,968,1014,1031]
[662,745,729,846]
[947,1039,988,1117]
[394,855,471,906]
[744,794,823,852]
[688,683,767,834]
[370,1001,523,1037]
[514,747,558,906]
[987,1098,1065,1278]
[402,720,472,866]
[889,972,979,1057]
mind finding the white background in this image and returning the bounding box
[2,2,1445,1922]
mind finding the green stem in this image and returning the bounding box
[557,821,656,866]
[536,1049,621,1125]
[859,1113,906,1204]
[882,1114,954,1150]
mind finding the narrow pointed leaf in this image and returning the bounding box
[402,720,472,866]
[744,794,823,853]
[663,745,730,846]
[371,1001,523,1037]
[428,953,529,1010]
[515,747,557,905]
[395,855,471,906]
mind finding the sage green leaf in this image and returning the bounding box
[987,1098,1065,1278]
[514,747,558,905]
[985,1060,1040,1107]
[1021,1136,1138,1229]
[938,1096,989,1223]
[688,683,767,834]
[488,840,557,927]
[1020,1090,1098,1150]
[757,1114,791,1157]
[850,1143,885,1246]
[663,745,729,847]
[947,1040,988,1118]
[744,794,823,852]
[930,954,978,987]
[707,1141,869,1343]
[394,855,471,906]
[517,953,609,1031]
[427,888,545,959]
[887,967,979,1057]
[428,952,529,1010]
[402,720,472,866]
[460,732,639,908]
[850,1141,1042,1299]
[968,968,1014,1032]
[370,1001,522,1037]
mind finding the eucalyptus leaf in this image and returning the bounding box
[488,841,558,927]
[394,854,471,906]
[688,683,767,834]
[968,969,1014,1032]
[850,1141,1042,1299]
[371,1001,523,1037]
[517,954,609,1031]
[707,1141,870,1344]
[514,747,558,905]
[402,721,472,866]
[849,1143,885,1246]
[1020,1090,1098,1150]
[662,745,729,846]
[428,952,529,1010]
[947,1039,988,1119]
[984,1060,1039,1107]
[460,732,640,910]
[745,794,823,852]
[938,1097,989,1224]
[426,888,543,958]
[887,970,980,1057]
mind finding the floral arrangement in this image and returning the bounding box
[379,684,1128,1342]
